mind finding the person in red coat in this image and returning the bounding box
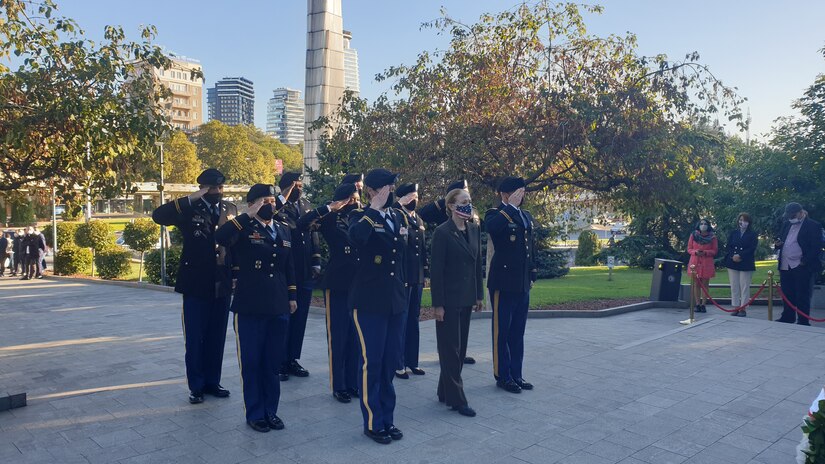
[687,218,718,313]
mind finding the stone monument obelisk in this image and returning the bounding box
[304,0,345,173]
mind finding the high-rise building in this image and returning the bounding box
[266,88,304,146]
[343,30,360,96]
[207,77,255,126]
[149,57,204,131]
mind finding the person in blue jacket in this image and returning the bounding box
[724,213,758,317]
[215,183,297,433]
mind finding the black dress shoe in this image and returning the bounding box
[188,392,204,404]
[287,360,309,377]
[496,379,522,394]
[452,405,477,417]
[385,425,403,440]
[247,419,270,433]
[514,378,533,390]
[364,429,392,444]
[463,356,476,364]
[203,384,230,398]
[333,390,351,403]
[395,370,409,379]
[346,387,359,397]
[735,310,747,317]
[409,367,425,375]
[265,413,284,430]
[279,368,289,381]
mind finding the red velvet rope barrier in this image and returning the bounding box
[775,285,825,323]
[694,276,768,313]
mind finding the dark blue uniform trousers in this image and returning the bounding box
[182,294,230,393]
[324,289,359,392]
[234,312,288,422]
[352,309,404,433]
[400,284,423,369]
[284,285,313,361]
[490,290,529,382]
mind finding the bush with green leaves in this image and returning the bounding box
[53,245,92,275]
[94,248,131,279]
[123,218,160,281]
[42,222,81,249]
[533,226,569,279]
[145,246,181,286]
[575,230,601,266]
[75,220,113,250]
[604,235,681,269]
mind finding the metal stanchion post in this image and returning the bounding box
[767,270,774,322]
[681,264,696,325]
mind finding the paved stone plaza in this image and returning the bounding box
[1,278,824,463]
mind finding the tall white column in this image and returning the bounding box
[304,0,345,174]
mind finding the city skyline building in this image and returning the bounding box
[149,56,204,131]
[266,88,304,146]
[343,30,360,96]
[207,76,255,126]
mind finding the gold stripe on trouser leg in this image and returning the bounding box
[493,290,500,377]
[233,313,246,415]
[181,303,188,387]
[325,290,334,392]
[352,309,374,431]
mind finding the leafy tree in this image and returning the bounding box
[0,0,175,199]
[196,121,275,185]
[575,230,600,266]
[161,131,202,183]
[122,218,159,282]
[42,221,80,249]
[74,219,112,276]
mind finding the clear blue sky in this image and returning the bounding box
[56,0,825,138]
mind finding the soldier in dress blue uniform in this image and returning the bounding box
[348,168,408,445]
[152,168,236,404]
[418,179,478,366]
[215,184,297,433]
[393,183,429,379]
[341,173,364,196]
[274,172,322,380]
[484,176,536,394]
[297,182,361,403]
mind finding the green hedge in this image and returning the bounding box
[94,248,132,279]
[53,245,92,275]
[42,222,81,249]
[575,230,601,266]
[145,246,181,286]
[75,220,113,250]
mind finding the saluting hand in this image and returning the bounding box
[188,186,210,202]
[369,186,390,211]
[433,307,445,322]
[281,181,298,201]
[399,192,417,208]
[473,300,484,312]
[289,300,297,314]
[508,187,525,207]
[328,199,349,212]
[246,198,265,218]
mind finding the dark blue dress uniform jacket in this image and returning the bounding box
[394,206,429,285]
[419,199,449,226]
[297,205,359,291]
[274,197,322,284]
[214,214,297,316]
[347,208,408,315]
[152,196,237,298]
[484,204,537,293]
[724,229,758,271]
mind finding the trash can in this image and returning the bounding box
[649,258,683,301]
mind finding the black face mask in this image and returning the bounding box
[257,203,275,221]
[405,200,417,211]
[288,188,301,202]
[383,192,395,209]
[203,192,222,205]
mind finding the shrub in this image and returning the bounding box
[605,235,680,269]
[75,220,113,250]
[94,248,132,279]
[145,246,181,286]
[53,245,92,275]
[533,226,570,279]
[42,222,81,249]
[123,218,160,252]
[575,230,601,266]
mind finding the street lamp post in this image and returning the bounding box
[51,183,57,255]
[85,142,92,222]
[155,141,167,286]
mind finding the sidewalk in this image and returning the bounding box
[1,277,823,463]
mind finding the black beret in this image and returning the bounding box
[278,172,302,189]
[497,176,526,193]
[246,183,276,203]
[364,168,399,189]
[396,183,418,198]
[784,202,803,219]
[446,179,468,193]
[196,168,225,186]
[333,183,357,201]
[341,173,363,185]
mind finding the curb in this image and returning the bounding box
[44,275,175,293]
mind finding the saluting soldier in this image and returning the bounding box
[274,172,322,380]
[393,183,429,379]
[152,168,236,404]
[419,179,477,366]
[215,184,297,432]
[341,173,364,196]
[484,176,536,394]
[297,182,362,403]
[348,168,407,445]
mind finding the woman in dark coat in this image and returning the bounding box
[430,188,483,417]
[724,213,758,317]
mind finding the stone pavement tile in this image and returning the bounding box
[617,401,664,418]
[604,430,658,452]
[616,459,646,464]
[716,430,772,456]
[622,415,690,441]
[537,432,590,455]
[687,441,758,464]
[89,427,144,448]
[556,450,619,464]
[583,441,636,461]
[657,398,720,422]
[669,419,731,447]
[751,440,800,464]
[631,445,688,463]
[78,444,140,464]
[132,418,182,437]
[651,433,705,458]
[194,445,256,464]
[636,393,681,409]
[128,433,183,454]
[512,444,566,464]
